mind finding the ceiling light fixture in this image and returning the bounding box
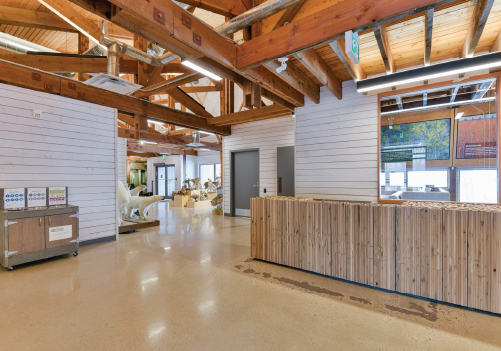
[139,141,158,145]
[455,112,464,120]
[147,119,165,125]
[357,52,501,93]
[181,60,222,81]
[380,97,495,116]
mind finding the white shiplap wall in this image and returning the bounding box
[222,115,295,214]
[197,150,220,167]
[0,83,118,242]
[117,137,127,184]
[295,81,378,202]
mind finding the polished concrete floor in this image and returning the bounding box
[1,202,501,350]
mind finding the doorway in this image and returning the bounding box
[277,146,295,197]
[155,164,175,199]
[231,150,259,217]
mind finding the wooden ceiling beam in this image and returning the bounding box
[264,59,320,103]
[127,144,198,156]
[460,0,495,58]
[37,0,102,45]
[179,0,250,18]
[132,73,205,98]
[294,49,342,100]
[207,104,291,126]
[168,128,197,136]
[490,29,501,53]
[0,58,230,134]
[169,88,214,119]
[373,24,395,74]
[92,0,304,107]
[0,6,78,33]
[127,151,158,158]
[272,1,305,31]
[329,39,367,81]
[236,0,455,69]
[424,8,434,66]
[182,86,221,93]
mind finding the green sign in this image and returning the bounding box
[351,36,359,62]
[381,146,427,163]
[345,30,360,64]
[162,155,166,158]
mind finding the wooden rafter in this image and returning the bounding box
[424,8,434,66]
[207,104,291,126]
[236,0,456,69]
[128,144,198,156]
[460,0,495,58]
[132,73,204,98]
[373,24,395,74]
[294,49,342,99]
[272,1,305,30]
[169,88,214,118]
[182,86,222,93]
[0,5,78,32]
[178,0,250,18]
[329,39,367,81]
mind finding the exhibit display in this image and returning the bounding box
[0,188,26,210]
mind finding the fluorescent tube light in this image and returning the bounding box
[181,60,222,81]
[357,52,501,93]
[455,112,464,120]
[139,140,158,145]
[380,97,495,116]
[148,119,165,125]
[200,131,215,135]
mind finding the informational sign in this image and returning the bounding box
[49,225,72,242]
[27,188,47,207]
[345,30,360,64]
[381,146,427,163]
[162,155,166,159]
[464,142,497,159]
[3,188,25,209]
[49,187,66,206]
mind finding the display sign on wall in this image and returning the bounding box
[381,146,427,163]
[27,188,47,207]
[48,225,72,242]
[2,188,25,209]
[457,117,498,159]
[48,187,67,206]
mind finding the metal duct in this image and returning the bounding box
[186,131,205,147]
[107,42,120,77]
[215,0,303,37]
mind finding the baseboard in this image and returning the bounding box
[80,235,116,247]
[224,213,231,216]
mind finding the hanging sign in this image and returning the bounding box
[2,188,25,209]
[345,30,360,64]
[49,187,67,206]
[27,188,47,207]
[49,225,73,242]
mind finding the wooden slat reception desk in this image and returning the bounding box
[250,197,501,314]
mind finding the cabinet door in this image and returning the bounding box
[45,213,77,249]
[8,217,45,255]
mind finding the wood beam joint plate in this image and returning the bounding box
[193,32,202,46]
[182,14,192,29]
[32,73,41,81]
[154,8,165,25]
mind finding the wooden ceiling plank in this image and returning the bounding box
[460,0,495,58]
[37,0,102,44]
[0,5,78,32]
[294,49,342,99]
[373,24,396,74]
[236,0,457,69]
[489,28,501,52]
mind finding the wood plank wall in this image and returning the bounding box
[0,82,117,243]
[251,197,501,314]
[295,81,378,202]
[222,115,294,214]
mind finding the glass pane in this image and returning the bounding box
[459,169,497,203]
[379,77,498,203]
[199,164,215,184]
[157,166,166,197]
[215,164,221,179]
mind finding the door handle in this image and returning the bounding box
[39,218,42,226]
[48,217,51,226]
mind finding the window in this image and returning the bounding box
[379,78,498,203]
[199,164,221,185]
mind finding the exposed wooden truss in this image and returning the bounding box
[373,24,395,74]
[207,104,291,126]
[0,5,78,32]
[460,0,495,58]
[127,143,198,156]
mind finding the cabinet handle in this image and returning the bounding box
[39,218,42,226]
[48,217,51,226]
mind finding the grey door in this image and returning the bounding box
[233,150,259,217]
[277,146,295,197]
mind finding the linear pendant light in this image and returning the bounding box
[181,60,222,81]
[357,52,501,93]
[380,97,495,116]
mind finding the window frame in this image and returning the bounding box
[377,72,501,205]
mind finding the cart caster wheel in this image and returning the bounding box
[7,266,14,271]
[73,252,78,257]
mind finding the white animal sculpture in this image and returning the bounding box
[117,180,130,227]
[125,195,164,220]
[207,179,217,193]
[130,185,146,197]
